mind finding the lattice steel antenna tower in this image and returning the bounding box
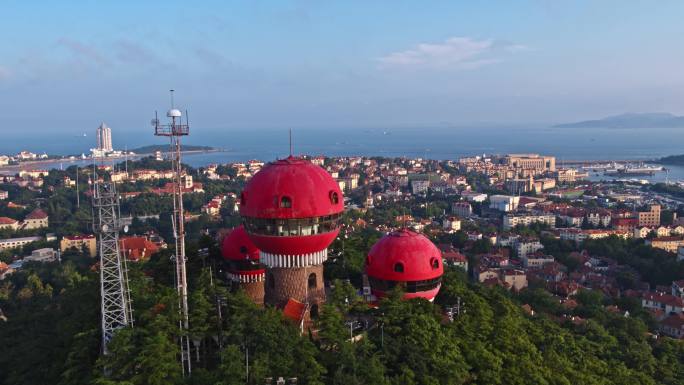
[93,180,133,355]
[152,90,192,375]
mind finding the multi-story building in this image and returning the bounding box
[451,201,472,217]
[642,292,684,314]
[22,209,48,230]
[638,204,661,227]
[586,211,611,227]
[96,122,113,152]
[25,248,57,263]
[559,228,628,243]
[502,154,556,173]
[489,195,519,212]
[647,236,684,253]
[0,236,42,251]
[503,213,555,230]
[461,191,488,203]
[442,217,461,232]
[522,252,555,268]
[60,234,97,257]
[411,179,430,195]
[516,237,543,258]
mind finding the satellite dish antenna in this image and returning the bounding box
[124,225,129,234]
[102,224,109,232]
[151,118,160,127]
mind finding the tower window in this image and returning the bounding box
[329,191,339,204]
[308,273,317,289]
[431,258,439,269]
[239,246,248,254]
[394,262,404,273]
[280,196,292,208]
[240,192,247,205]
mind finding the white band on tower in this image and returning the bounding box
[260,249,328,268]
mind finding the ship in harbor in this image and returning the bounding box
[604,163,663,176]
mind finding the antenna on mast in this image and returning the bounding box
[289,128,293,157]
[153,90,191,376]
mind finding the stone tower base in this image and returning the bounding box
[265,264,325,311]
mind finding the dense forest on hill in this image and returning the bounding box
[1,231,683,385]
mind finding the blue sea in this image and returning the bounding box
[3,125,684,182]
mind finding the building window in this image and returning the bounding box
[431,258,439,270]
[240,192,247,206]
[308,273,317,289]
[394,262,404,273]
[280,196,292,208]
[329,191,339,205]
[310,304,319,319]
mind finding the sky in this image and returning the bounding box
[1,0,684,137]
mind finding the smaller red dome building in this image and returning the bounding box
[365,229,444,301]
[221,225,265,305]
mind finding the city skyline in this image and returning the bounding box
[1,1,684,136]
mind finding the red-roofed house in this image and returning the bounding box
[660,314,684,339]
[0,217,19,230]
[119,236,160,262]
[22,209,48,230]
[642,292,684,315]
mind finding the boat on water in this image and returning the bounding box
[582,162,618,171]
[604,163,663,176]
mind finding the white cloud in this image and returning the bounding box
[378,37,525,70]
[57,38,108,65]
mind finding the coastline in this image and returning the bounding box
[0,149,223,175]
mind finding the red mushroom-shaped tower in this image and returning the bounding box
[240,156,344,309]
[221,225,265,304]
[365,229,443,301]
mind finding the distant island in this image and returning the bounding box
[659,154,684,165]
[130,144,217,154]
[554,112,684,129]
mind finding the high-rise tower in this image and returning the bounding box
[96,123,113,152]
[239,156,344,319]
[152,90,192,375]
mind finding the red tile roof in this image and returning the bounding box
[283,298,307,324]
[0,217,18,225]
[25,209,48,220]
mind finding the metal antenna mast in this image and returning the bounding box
[93,160,133,356]
[153,90,192,376]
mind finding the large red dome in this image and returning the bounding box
[239,156,344,256]
[221,225,260,262]
[240,156,343,219]
[365,229,443,300]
